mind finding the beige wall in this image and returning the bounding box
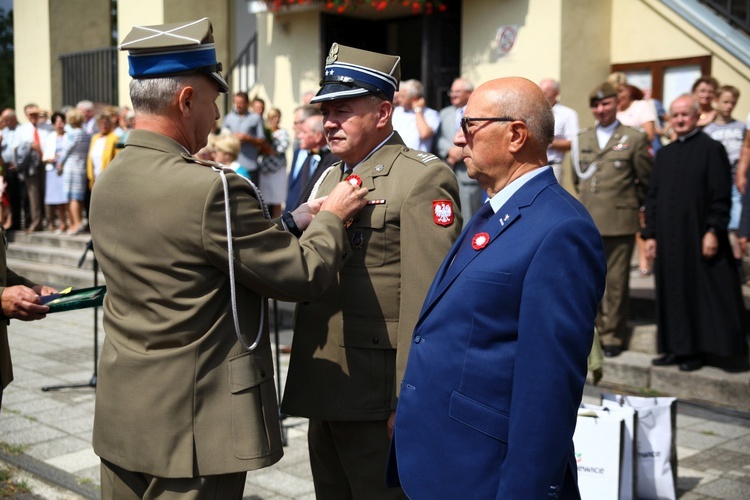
[611,0,750,118]
[15,0,112,115]
[116,0,231,109]
[255,10,322,132]
[116,0,165,110]
[13,0,51,119]
[49,0,111,109]
[462,0,561,87]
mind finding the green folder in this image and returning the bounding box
[40,286,106,313]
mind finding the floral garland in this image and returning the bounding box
[263,0,447,15]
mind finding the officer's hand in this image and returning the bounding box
[740,237,748,256]
[1,285,49,321]
[320,182,368,222]
[292,198,325,231]
[644,239,657,261]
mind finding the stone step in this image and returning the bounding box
[592,350,750,413]
[6,242,97,271]
[5,257,104,290]
[6,230,92,251]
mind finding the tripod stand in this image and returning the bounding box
[42,239,99,391]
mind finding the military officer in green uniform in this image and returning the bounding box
[574,82,652,357]
[281,43,462,499]
[0,230,56,411]
[89,19,367,499]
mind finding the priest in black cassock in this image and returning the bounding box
[642,94,748,372]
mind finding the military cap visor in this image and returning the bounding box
[589,82,618,107]
[120,18,229,93]
[311,43,401,103]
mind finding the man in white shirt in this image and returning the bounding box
[13,104,52,232]
[435,77,483,223]
[539,79,579,183]
[392,79,440,152]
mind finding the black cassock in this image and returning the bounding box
[643,130,747,359]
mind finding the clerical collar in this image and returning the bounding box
[344,132,394,173]
[677,128,700,142]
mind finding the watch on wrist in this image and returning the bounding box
[282,211,303,238]
[413,106,423,113]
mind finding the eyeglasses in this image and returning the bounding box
[460,117,518,137]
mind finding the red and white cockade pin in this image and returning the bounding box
[346,174,362,187]
[471,232,490,250]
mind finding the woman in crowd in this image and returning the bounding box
[60,109,91,235]
[260,107,289,218]
[86,113,119,191]
[41,112,69,232]
[614,82,657,278]
[692,76,719,128]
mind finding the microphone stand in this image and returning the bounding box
[273,298,288,446]
[42,239,99,391]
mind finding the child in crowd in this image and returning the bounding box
[703,85,746,277]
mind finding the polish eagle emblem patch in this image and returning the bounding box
[433,200,454,226]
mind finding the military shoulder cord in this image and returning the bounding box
[213,164,270,352]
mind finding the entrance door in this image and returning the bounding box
[321,0,461,110]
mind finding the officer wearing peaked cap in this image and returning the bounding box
[281,42,462,499]
[574,81,652,358]
[90,20,366,499]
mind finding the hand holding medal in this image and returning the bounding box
[318,181,368,226]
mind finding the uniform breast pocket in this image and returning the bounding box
[346,204,387,268]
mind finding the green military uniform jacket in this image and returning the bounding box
[282,133,462,422]
[576,122,652,236]
[90,130,350,477]
[0,229,37,401]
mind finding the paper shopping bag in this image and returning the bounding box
[603,394,677,500]
[583,403,637,499]
[574,409,624,500]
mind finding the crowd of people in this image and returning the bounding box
[1,14,749,499]
[0,101,131,235]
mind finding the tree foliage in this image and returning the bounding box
[0,8,13,110]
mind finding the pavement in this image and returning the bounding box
[0,307,748,499]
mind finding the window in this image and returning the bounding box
[612,56,711,109]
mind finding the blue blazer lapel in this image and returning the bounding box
[416,169,558,325]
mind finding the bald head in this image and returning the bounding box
[475,77,554,154]
[457,77,555,196]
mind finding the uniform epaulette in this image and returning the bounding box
[401,149,443,166]
[182,153,225,169]
[578,126,595,135]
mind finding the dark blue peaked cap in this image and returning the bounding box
[311,43,401,103]
[119,17,229,93]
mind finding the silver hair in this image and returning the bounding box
[307,114,325,135]
[501,91,555,150]
[401,79,425,99]
[76,100,94,111]
[129,76,192,115]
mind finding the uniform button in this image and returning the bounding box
[372,337,379,345]
[260,370,266,377]
[413,335,422,344]
[342,251,347,258]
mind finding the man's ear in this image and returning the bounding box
[177,85,195,116]
[507,122,529,154]
[376,100,393,129]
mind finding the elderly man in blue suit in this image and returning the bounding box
[388,77,606,499]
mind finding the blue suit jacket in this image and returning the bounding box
[389,169,606,499]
